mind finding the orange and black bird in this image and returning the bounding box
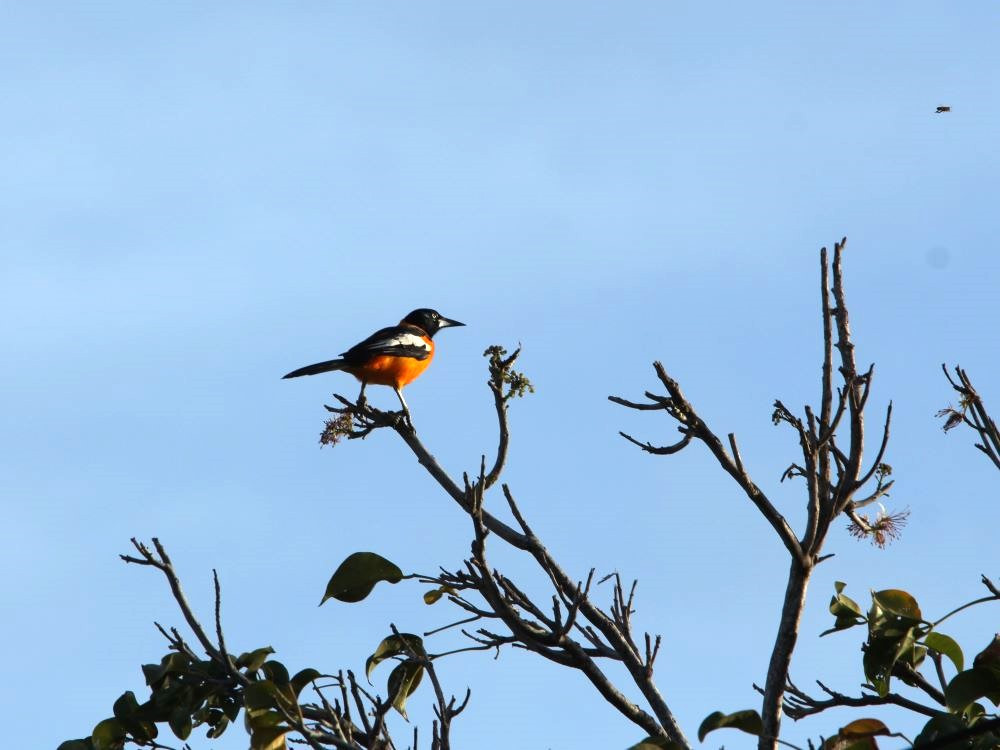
[282,308,465,416]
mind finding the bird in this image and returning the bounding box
[935,106,951,113]
[282,308,465,417]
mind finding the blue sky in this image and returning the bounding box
[3,2,999,748]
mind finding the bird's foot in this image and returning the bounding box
[396,408,414,430]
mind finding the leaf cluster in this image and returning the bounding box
[58,647,319,750]
[797,581,1000,748]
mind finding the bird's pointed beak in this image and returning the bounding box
[438,316,465,329]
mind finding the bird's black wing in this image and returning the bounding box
[340,324,432,365]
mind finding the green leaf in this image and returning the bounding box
[863,635,901,696]
[91,718,127,750]
[964,701,986,721]
[244,707,286,731]
[831,588,863,617]
[131,693,172,724]
[914,714,969,749]
[246,678,297,715]
[387,660,424,719]
[366,633,426,681]
[321,552,404,604]
[945,667,1000,712]
[423,585,456,605]
[840,718,891,740]
[697,709,762,742]
[822,582,867,636]
[222,696,243,722]
[245,681,280,711]
[892,629,918,668]
[822,610,867,636]
[237,646,276,672]
[206,713,232,739]
[872,589,922,621]
[925,632,965,673]
[291,668,322,697]
[261,660,290,686]
[142,652,192,686]
[625,738,685,750]
[117,717,156,744]
[250,725,289,750]
[971,732,1000,750]
[112,691,140,720]
[973,634,1000,669]
[168,706,192,741]
[139,664,160,687]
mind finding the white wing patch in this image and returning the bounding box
[370,332,431,354]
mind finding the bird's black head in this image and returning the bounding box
[401,308,465,338]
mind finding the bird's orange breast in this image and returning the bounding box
[346,338,435,389]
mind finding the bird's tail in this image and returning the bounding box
[282,359,347,379]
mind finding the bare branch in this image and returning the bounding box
[891,662,946,706]
[853,405,891,491]
[638,362,805,563]
[483,346,523,489]
[120,538,223,663]
[783,679,940,721]
[606,241,888,750]
[931,590,1000,628]
[939,365,1000,471]
[728,432,747,475]
[830,238,866,502]
[848,479,895,511]
[608,394,672,411]
[983,575,1000,598]
[460,493,671,738]
[386,402,689,744]
[212,569,240,681]
[619,429,693,455]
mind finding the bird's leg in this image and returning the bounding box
[393,386,413,425]
[357,381,368,411]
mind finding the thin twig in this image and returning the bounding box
[120,538,222,662]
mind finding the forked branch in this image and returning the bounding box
[326,346,690,747]
[610,238,894,750]
[939,365,1000,471]
[118,538,455,749]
